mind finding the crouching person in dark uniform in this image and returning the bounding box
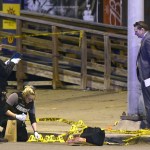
[1,85,40,142]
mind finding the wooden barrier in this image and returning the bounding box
[4,120,17,142]
[0,12,127,91]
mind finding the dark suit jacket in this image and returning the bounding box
[137,31,150,85]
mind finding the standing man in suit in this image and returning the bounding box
[134,21,150,128]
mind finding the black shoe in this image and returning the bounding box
[0,138,8,142]
[120,112,143,121]
[140,120,150,129]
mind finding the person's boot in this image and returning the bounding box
[120,112,143,121]
[0,138,8,142]
[0,132,8,142]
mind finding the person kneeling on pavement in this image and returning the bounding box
[1,85,40,142]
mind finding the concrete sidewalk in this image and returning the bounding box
[4,88,150,144]
[24,89,127,133]
[20,89,150,145]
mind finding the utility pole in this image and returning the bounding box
[128,0,144,116]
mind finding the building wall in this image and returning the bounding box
[122,0,127,26]
[145,0,150,27]
[121,0,150,27]
[103,0,122,26]
[0,0,150,27]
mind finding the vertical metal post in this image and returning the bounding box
[75,0,78,18]
[128,0,144,115]
[96,0,99,22]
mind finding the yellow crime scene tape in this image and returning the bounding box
[26,117,150,145]
[79,30,84,47]
[105,125,150,145]
[0,31,80,40]
[2,31,149,144]
[26,117,87,143]
[0,30,84,47]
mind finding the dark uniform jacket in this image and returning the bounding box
[4,92,36,125]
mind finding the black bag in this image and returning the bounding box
[80,127,105,146]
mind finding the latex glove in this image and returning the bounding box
[5,59,10,65]
[16,113,26,121]
[11,58,21,64]
[34,131,40,140]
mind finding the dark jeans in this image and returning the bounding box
[141,83,150,127]
[0,91,7,113]
[17,124,28,142]
[0,91,7,128]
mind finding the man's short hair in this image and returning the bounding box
[133,21,149,31]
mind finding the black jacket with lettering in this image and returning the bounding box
[4,92,36,124]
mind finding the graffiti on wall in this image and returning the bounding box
[104,0,122,25]
[27,0,56,15]
[26,0,97,21]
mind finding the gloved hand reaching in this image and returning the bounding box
[5,58,21,65]
[5,59,10,65]
[16,113,27,121]
[11,58,21,64]
[5,53,22,65]
[34,131,40,140]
